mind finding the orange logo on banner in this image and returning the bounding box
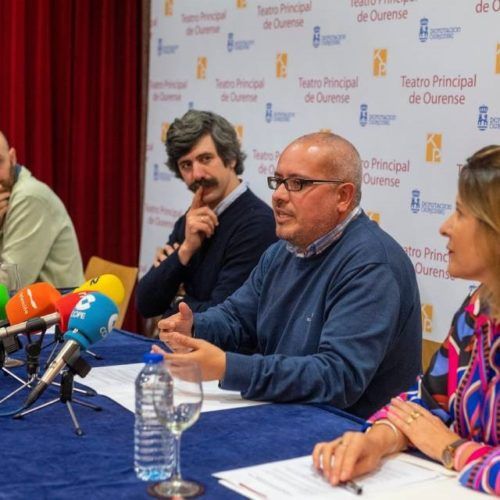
[496,43,500,74]
[236,0,247,7]
[426,133,442,163]
[373,49,387,77]
[164,0,173,16]
[197,57,207,79]
[161,122,170,144]
[276,52,288,78]
[234,125,244,142]
[421,304,433,334]
[366,211,380,224]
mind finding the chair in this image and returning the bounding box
[84,256,138,329]
[422,338,440,372]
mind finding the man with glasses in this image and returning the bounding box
[137,110,276,319]
[156,132,421,418]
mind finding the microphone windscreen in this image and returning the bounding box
[54,292,88,331]
[73,274,125,305]
[64,292,118,349]
[0,283,9,321]
[6,283,62,324]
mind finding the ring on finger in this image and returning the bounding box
[405,416,414,425]
[411,410,421,419]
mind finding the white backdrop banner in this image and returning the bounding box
[141,0,500,343]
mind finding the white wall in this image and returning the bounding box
[141,0,500,343]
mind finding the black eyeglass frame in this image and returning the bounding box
[267,176,345,192]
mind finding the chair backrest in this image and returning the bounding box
[84,256,138,329]
[422,338,440,372]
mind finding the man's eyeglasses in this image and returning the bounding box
[267,176,344,192]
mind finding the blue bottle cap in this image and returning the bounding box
[143,352,164,364]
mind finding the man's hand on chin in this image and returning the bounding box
[178,187,219,266]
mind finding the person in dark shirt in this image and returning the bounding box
[154,132,421,417]
[137,110,276,319]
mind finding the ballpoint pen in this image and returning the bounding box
[341,480,363,495]
[310,464,363,495]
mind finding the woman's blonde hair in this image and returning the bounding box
[459,145,500,320]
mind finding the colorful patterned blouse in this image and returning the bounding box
[370,292,499,495]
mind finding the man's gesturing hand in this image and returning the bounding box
[158,302,194,352]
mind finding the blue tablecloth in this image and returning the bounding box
[0,330,364,500]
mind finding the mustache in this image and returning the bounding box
[188,178,218,193]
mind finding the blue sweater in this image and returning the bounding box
[195,212,422,418]
[137,189,277,318]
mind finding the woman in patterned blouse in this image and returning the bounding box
[313,145,500,495]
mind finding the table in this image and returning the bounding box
[0,330,364,500]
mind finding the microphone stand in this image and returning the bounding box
[1,317,52,389]
[43,326,103,365]
[0,320,25,381]
[0,337,42,404]
[42,324,65,367]
[0,330,96,405]
[0,343,27,393]
[82,349,103,361]
[13,356,102,436]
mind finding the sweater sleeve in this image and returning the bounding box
[183,211,276,313]
[136,219,187,318]
[137,208,276,318]
[458,447,500,495]
[1,193,56,286]
[194,243,269,353]
[197,258,407,406]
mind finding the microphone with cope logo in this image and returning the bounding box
[24,292,118,408]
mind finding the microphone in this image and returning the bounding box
[73,274,125,305]
[0,283,19,359]
[0,283,9,321]
[5,283,62,325]
[0,292,88,340]
[25,292,118,407]
[1,283,61,359]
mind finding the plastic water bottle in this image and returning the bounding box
[134,352,174,481]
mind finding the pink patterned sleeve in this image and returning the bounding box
[458,446,500,495]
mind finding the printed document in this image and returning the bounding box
[79,363,266,413]
[214,454,458,499]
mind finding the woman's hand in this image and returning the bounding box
[387,398,460,462]
[312,426,398,486]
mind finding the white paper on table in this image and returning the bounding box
[78,363,267,413]
[214,454,449,499]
